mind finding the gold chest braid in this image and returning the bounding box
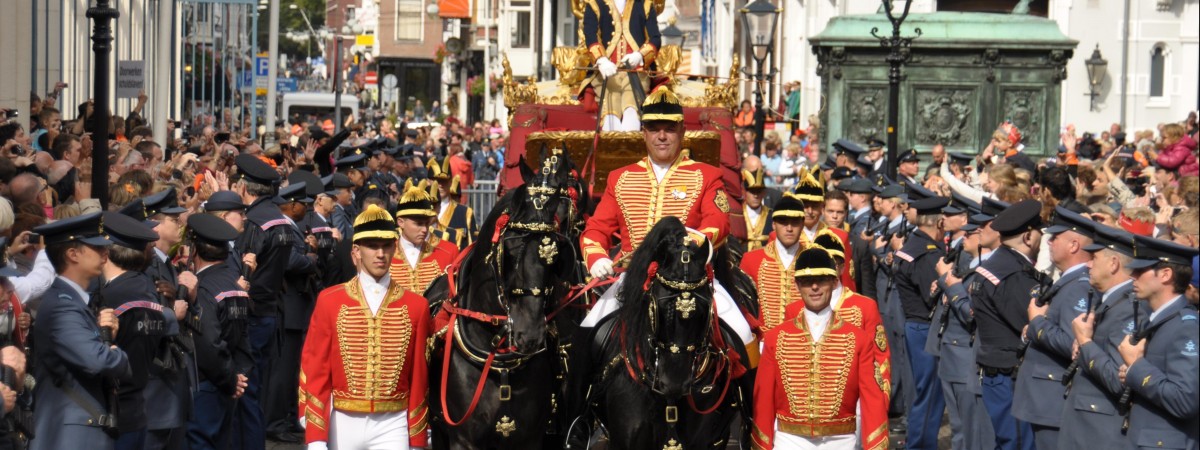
[614,168,703,248]
[757,252,800,330]
[335,303,412,407]
[390,260,442,295]
[838,305,863,329]
[776,328,855,420]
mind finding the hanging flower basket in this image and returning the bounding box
[434,44,448,65]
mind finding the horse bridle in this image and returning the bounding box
[636,248,720,397]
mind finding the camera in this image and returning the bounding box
[3,110,17,119]
[215,132,231,145]
[11,145,25,156]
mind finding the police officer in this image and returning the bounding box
[1016,206,1096,449]
[894,195,949,450]
[98,213,171,450]
[231,153,294,450]
[1060,224,1139,450]
[1117,236,1199,450]
[972,199,1046,450]
[922,192,976,449]
[323,173,357,242]
[870,183,912,434]
[185,213,252,450]
[265,181,319,443]
[841,177,877,299]
[933,210,996,450]
[120,188,197,450]
[29,212,130,450]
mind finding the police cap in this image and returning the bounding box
[991,199,1043,237]
[33,211,113,246]
[187,213,241,244]
[833,139,867,157]
[1127,235,1200,270]
[103,212,159,249]
[279,182,313,204]
[911,196,950,216]
[236,154,281,185]
[1045,206,1096,239]
[204,191,247,212]
[898,148,920,163]
[839,177,874,194]
[1083,224,1135,257]
[143,187,187,217]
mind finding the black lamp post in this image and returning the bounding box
[1084,45,1108,112]
[87,0,120,209]
[871,0,920,180]
[740,0,780,157]
[661,22,686,48]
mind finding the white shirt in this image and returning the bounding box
[746,206,762,227]
[774,240,800,271]
[11,250,54,305]
[803,226,817,242]
[1149,295,1183,323]
[829,283,846,311]
[650,159,671,183]
[804,305,834,342]
[399,237,422,269]
[438,198,450,217]
[357,272,392,314]
[57,275,90,306]
[1101,280,1133,304]
[155,247,170,263]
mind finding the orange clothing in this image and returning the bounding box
[449,154,474,203]
[580,155,730,269]
[751,310,890,450]
[298,277,431,447]
[389,239,459,295]
[784,289,891,404]
[735,109,755,128]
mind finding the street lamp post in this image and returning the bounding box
[1084,45,1108,112]
[87,0,120,209]
[871,0,920,180]
[332,21,362,134]
[739,0,780,158]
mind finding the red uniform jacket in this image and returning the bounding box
[390,238,459,295]
[581,155,730,268]
[298,277,431,447]
[739,242,802,332]
[751,309,890,450]
[786,289,892,403]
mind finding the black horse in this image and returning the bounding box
[429,152,579,450]
[584,217,743,450]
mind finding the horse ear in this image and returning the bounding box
[518,155,536,184]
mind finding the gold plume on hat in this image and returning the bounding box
[427,157,453,180]
[352,204,400,242]
[741,168,766,189]
[396,180,438,218]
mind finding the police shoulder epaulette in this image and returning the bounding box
[58,293,74,302]
[975,267,1001,285]
[927,244,937,250]
[215,290,250,302]
[114,300,164,316]
[895,251,913,263]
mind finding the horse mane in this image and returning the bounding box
[614,216,690,373]
[454,188,516,290]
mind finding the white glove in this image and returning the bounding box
[596,57,618,79]
[619,52,644,69]
[307,442,328,450]
[590,257,615,279]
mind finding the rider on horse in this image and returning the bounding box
[578,85,757,360]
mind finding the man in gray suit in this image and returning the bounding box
[932,206,995,450]
[1018,206,1095,449]
[1060,224,1139,449]
[29,212,131,450]
[1118,235,1199,450]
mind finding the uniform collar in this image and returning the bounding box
[1101,280,1133,304]
[57,275,90,305]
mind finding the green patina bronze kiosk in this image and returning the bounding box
[811,12,1078,157]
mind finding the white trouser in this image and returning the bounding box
[774,420,858,450]
[580,273,755,345]
[601,108,642,131]
[307,410,412,450]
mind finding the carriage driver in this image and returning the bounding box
[579,85,757,362]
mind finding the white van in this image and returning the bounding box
[281,92,360,123]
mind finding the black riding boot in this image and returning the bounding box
[562,325,595,449]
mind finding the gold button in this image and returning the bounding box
[1090,405,1096,410]
[1048,374,1055,380]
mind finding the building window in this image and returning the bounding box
[395,0,423,41]
[1149,45,1165,97]
[509,0,532,49]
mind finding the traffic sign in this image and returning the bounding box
[255,57,270,77]
[382,74,398,89]
[276,78,299,93]
[365,71,378,86]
